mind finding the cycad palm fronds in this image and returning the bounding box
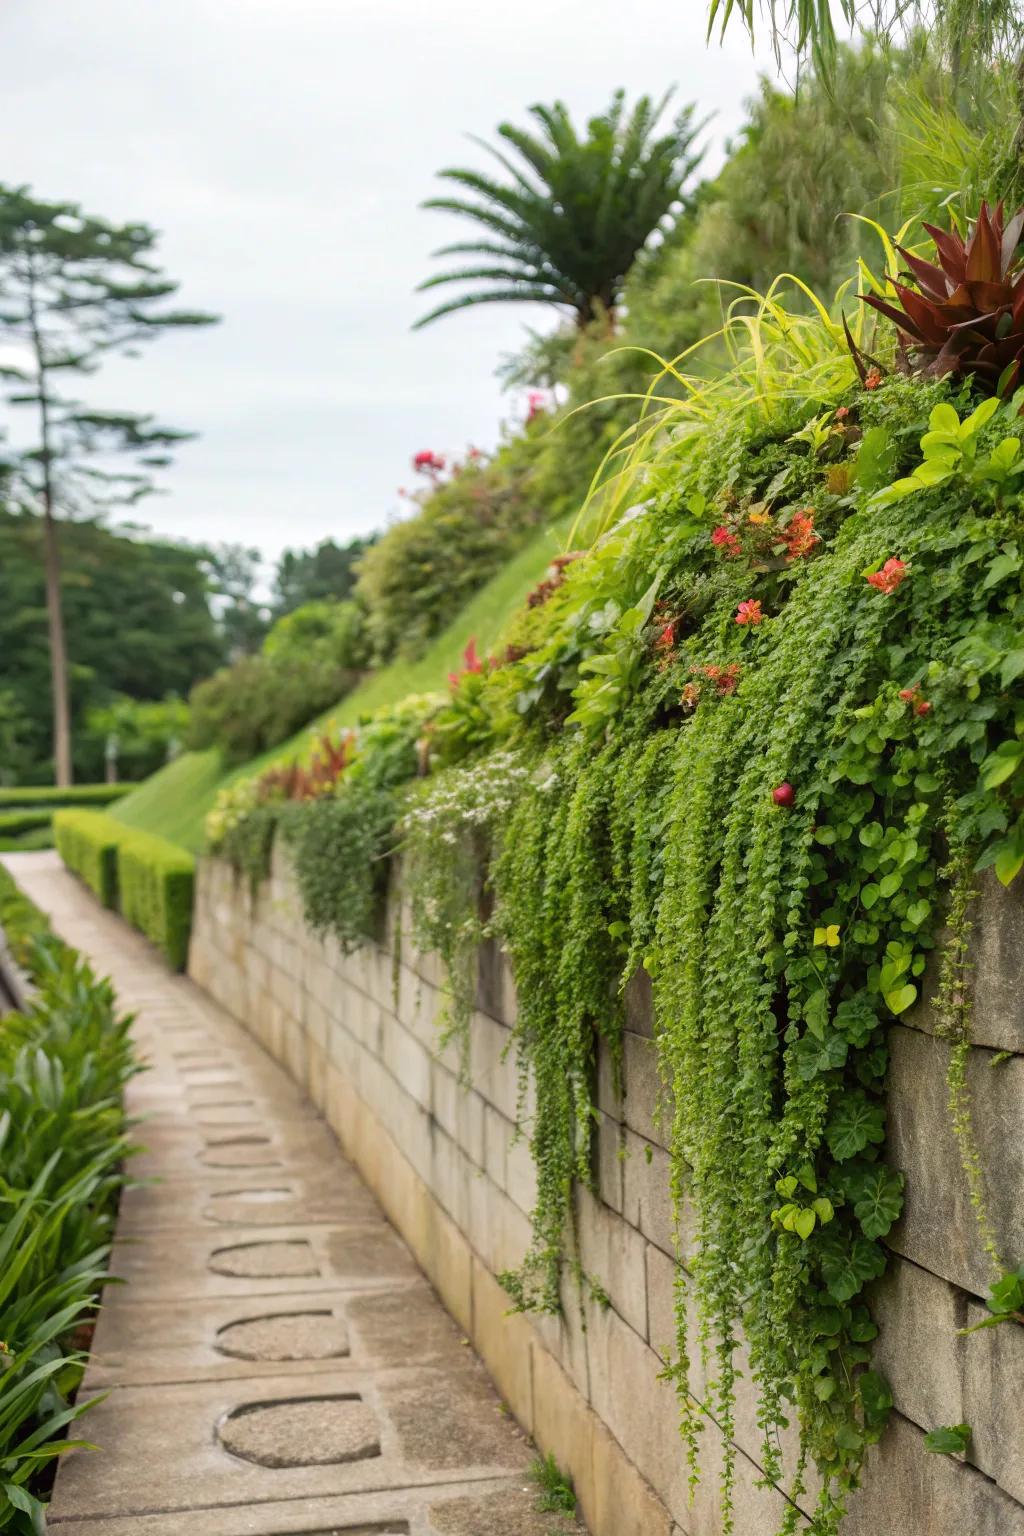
[415,91,705,329]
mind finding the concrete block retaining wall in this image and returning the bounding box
[189,845,1024,1536]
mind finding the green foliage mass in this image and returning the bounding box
[0,867,137,1532]
[219,358,1024,1531]
[187,596,369,763]
[0,510,223,784]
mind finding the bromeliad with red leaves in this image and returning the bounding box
[856,202,1024,396]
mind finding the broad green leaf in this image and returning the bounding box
[981,741,1024,789]
[825,1093,885,1161]
[924,1423,971,1456]
[794,1208,816,1240]
[928,402,960,434]
[884,983,917,1016]
[852,1167,904,1238]
[820,1236,887,1302]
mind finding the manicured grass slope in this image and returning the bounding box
[112,518,570,852]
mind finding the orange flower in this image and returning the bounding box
[866,558,909,595]
[735,599,763,626]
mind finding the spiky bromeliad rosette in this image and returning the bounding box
[860,201,1024,395]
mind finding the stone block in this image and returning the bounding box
[846,1411,1024,1536]
[380,1013,433,1109]
[621,1129,677,1257]
[873,1256,1024,1504]
[594,1111,624,1214]
[575,1187,648,1340]
[465,1169,532,1279]
[624,966,655,1037]
[531,1344,596,1526]
[471,1257,534,1433]
[482,1103,508,1187]
[468,1010,519,1122]
[887,1024,1024,1295]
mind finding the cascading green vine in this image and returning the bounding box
[209,361,1024,1532]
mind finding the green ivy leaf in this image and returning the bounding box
[820,1234,887,1302]
[923,1423,971,1456]
[852,1167,905,1238]
[860,883,880,910]
[826,1092,885,1161]
[859,1370,894,1430]
[884,983,917,1015]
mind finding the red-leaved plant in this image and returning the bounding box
[854,202,1024,395]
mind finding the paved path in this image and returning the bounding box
[5,852,573,1536]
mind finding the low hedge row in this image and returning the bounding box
[0,782,133,809]
[0,808,55,837]
[53,809,195,969]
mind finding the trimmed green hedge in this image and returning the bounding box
[53,809,194,969]
[117,827,195,970]
[0,783,133,809]
[0,808,54,837]
[53,810,121,909]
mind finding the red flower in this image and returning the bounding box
[413,449,446,475]
[712,525,742,558]
[735,599,763,626]
[781,509,818,561]
[866,558,909,595]
[900,685,932,717]
[697,663,742,695]
[655,619,676,651]
[772,782,795,807]
[448,636,484,689]
[864,367,883,391]
[835,406,850,420]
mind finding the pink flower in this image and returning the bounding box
[735,599,763,626]
[835,406,850,420]
[866,558,909,595]
[527,391,548,422]
[413,449,446,475]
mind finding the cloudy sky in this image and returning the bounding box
[0,0,782,571]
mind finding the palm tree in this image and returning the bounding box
[414,91,704,330]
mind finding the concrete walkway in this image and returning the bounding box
[5,852,576,1536]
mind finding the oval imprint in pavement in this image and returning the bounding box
[218,1395,380,1467]
[216,1309,350,1361]
[199,1144,283,1169]
[208,1240,319,1278]
[204,1187,297,1223]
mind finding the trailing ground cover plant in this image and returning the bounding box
[0,869,137,1531]
[208,218,1024,1532]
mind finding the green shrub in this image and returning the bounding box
[0,864,55,964]
[0,783,132,809]
[187,650,361,763]
[0,878,135,1531]
[53,809,122,908]
[116,828,195,970]
[354,443,542,663]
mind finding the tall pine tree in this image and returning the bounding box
[0,186,217,783]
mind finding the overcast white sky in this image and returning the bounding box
[0,0,783,571]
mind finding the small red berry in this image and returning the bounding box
[772,782,795,807]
